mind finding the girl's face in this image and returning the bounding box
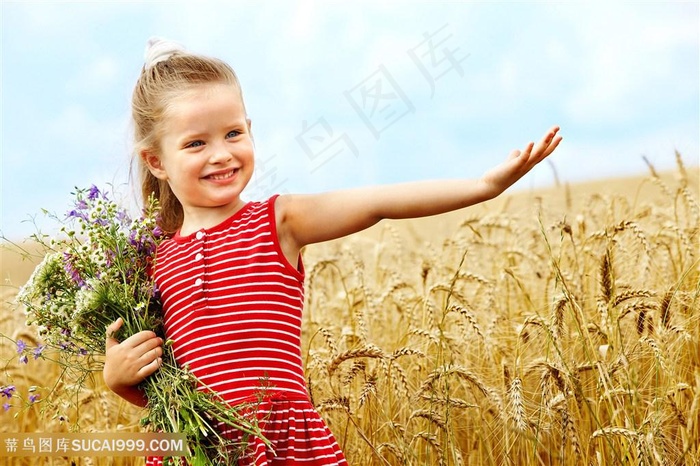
[144,83,254,232]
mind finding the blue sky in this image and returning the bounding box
[2,1,698,240]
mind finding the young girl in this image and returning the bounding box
[103,38,562,465]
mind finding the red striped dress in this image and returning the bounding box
[146,196,347,466]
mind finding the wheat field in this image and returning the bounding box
[2,157,698,465]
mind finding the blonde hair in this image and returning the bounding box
[132,51,244,234]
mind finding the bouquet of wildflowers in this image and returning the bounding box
[9,185,265,465]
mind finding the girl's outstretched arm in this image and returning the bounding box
[276,126,561,256]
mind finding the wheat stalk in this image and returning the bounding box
[591,426,639,442]
[341,360,367,385]
[419,364,503,415]
[358,375,377,407]
[658,288,674,329]
[410,432,444,466]
[449,304,485,342]
[612,289,655,308]
[327,345,384,375]
[316,396,351,413]
[408,409,447,432]
[507,376,527,432]
[417,393,478,410]
[376,442,405,464]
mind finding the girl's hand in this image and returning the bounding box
[479,125,562,198]
[103,317,163,407]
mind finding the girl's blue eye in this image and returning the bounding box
[226,130,241,139]
[187,140,204,148]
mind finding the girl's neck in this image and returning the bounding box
[179,199,248,236]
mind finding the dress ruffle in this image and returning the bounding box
[146,397,347,465]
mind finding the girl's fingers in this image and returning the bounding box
[532,128,561,161]
[138,357,162,378]
[107,320,162,349]
[138,346,163,378]
[139,346,163,364]
[520,142,534,159]
[537,135,561,160]
[134,336,164,354]
[105,318,124,349]
[545,135,563,156]
[106,317,123,336]
[122,330,160,349]
[543,126,560,142]
[534,131,555,155]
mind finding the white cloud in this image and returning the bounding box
[554,3,697,125]
[66,56,120,95]
[289,0,319,41]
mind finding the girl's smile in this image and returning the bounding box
[204,167,240,182]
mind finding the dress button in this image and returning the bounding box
[195,278,203,286]
[195,253,203,261]
[195,231,205,240]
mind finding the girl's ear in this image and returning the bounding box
[141,149,168,180]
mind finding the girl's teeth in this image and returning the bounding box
[210,170,235,180]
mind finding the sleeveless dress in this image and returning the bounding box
[145,196,347,465]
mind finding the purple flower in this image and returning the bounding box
[29,394,40,404]
[62,254,85,287]
[87,185,101,200]
[116,209,131,225]
[67,209,86,220]
[67,199,89,220]
[129,228,160,256]
[19,354,28,365]
[33,345,45,360]
[2,403,10,412]
[16,339,26,354]
[1,385,16,398]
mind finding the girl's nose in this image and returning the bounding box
[209,144,233,164]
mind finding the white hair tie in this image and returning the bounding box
[144,37,186,69]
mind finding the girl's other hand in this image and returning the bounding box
[479,125,562,198]
[103,317,163,406]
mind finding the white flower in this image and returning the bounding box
[16,252,62,304]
